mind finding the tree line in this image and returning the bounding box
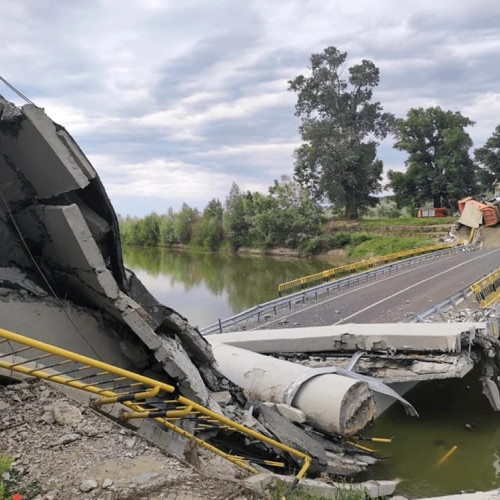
[119,176,324,252]
[120,45,500,250]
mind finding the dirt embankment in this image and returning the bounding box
[481,226,500,248]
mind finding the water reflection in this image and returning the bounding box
[122,246,332,327]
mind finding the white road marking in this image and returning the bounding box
[256,249,500,329]
[334,249,500,324]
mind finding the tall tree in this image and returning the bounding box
[289,46,394,219]
[388,107,475,209]
[475,124,500,190]
[249,176,323,248]
[223,183,250,250]
[192,199,224,251]
[173,203,198,244]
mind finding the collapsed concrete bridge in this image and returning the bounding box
[0,96,381,482]
[2,95,500,495]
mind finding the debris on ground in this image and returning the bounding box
[0,378,257,500]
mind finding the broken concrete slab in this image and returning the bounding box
[211,343,375,436]
[1,103,91,199]
[255,402,328,474]
[418,490,500,500]
[0,298,135,369]
[209,322,481,354]
[244,472,399,498]
[0,97,220,406]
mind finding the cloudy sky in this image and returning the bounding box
[2,0,500,216]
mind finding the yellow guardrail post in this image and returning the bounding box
[0,326,311,495]
[277,241,457,296]
[470,267,500,308]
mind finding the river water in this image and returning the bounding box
[123,246,500,497]
[122,246,334,328]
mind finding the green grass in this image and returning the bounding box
[349,235,434,259]
[0,456,15,500]
[360,217,457,227]
[0,455,43,500]
[267,479,369,500]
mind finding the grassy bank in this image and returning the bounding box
[119,215,453,259]
[359,216,457,227]
[299,231,435,258]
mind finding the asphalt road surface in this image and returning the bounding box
[256,248,500,328]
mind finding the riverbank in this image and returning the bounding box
[120,216,455,259]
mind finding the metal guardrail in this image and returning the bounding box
[408,287,474,323]
[470,266,500,308]
[277,243,455,297]
[201,245,466,335]
[0,326,310,494]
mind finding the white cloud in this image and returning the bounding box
[90,154,271,215]
[2,0,500,215]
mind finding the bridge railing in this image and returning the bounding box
[470,266,500,308]
[277,243,454,297]
[0,326,310,493]
[201,245,466,335]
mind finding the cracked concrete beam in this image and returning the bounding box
[35,204,120,300]
[209,322,480,354]
[0,103,92,199]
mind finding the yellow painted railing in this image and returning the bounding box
[278,242,454,296]
[471,267,500,308]
[0,327,310,495]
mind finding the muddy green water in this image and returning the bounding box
[122,246,333,328]
[123,246,500,497]
[364,367,500,496]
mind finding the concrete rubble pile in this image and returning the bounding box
[0,97,380,479]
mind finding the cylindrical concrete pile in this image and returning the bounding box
[211,343,375,436]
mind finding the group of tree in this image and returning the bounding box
[288,46,500,218]
[119,176,324,252]
[121,45,500,252]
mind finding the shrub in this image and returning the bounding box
[328,232,352,248]
[350,232,373,246]
[298,236,327,256]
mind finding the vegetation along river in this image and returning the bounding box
[123,246,500,497]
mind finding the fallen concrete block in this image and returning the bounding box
[3,104,92,198]
[211,343,375,436]
[275,403,306,424]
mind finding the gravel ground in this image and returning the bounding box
[0,379,259,500]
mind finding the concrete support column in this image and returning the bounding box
[211,343,375,436]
